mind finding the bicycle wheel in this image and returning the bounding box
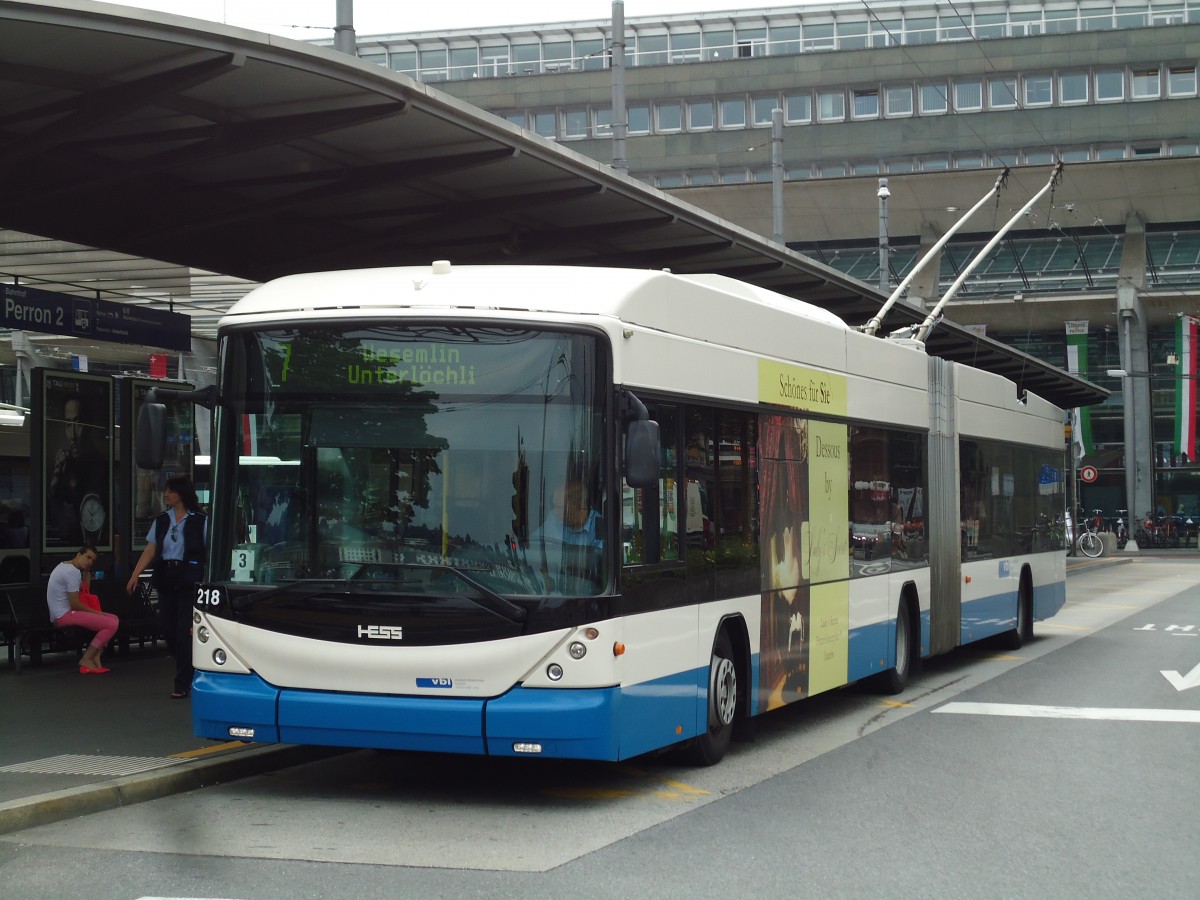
[1078,531,1103,558]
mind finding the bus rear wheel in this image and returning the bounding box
[685,629,737,766]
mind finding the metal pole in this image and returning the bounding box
[334,0,356,56]
[610,2,628,173]
[771,108,784,244]
[877,177,889,291]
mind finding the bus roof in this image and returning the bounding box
[220,262,851,334]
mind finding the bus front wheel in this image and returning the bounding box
[685,629,737,766]
[875,601,916,695]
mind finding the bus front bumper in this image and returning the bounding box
[192,670,622,760]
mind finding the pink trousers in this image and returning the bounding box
[54,609,120,650]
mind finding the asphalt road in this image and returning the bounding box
[1,557,1197,899]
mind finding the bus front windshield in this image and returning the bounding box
[218,325,609,598]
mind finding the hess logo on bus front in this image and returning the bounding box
[358,624,404,640]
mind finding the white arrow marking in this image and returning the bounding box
[1161,661,1200,692]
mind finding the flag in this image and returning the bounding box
[149,354,167,378]
[70,354,88,373]
[1175,315,1198,463]
[1065,321,1092,460]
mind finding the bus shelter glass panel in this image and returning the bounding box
[220,326,608,598]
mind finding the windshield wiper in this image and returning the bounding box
[349,562,527,623]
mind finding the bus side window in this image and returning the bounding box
[623,403,679,563]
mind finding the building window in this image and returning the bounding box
[871,18,901,47]
[720,98,747,128]
[388,50,417,76]
[532,111,556,138]
[919,157,949,171]
[838,21,869,49]
[886,85,914,116]
[563,108,589,138]
[852,89,880,119]
[771,26,800,56]
[1132,68,1161,99]
[989,77,1018,109]
[1025,150,1056,165]
[974,14,1007,38]
[638,34,668,66]
[512,43,540,75]
[689,100,714,130]
[1059,72,1089,104]
[656,101,682,131]
[504,112,527,129]
[593,107,613,137]
[1095,145,1127,160]
[804,23,835,51]
[1060,148,1091,162]
[420,47,448,81]
[670,32,702,64]
[820,163,847,177]
[736,27,767,58]
[576,39,606,71]
[628,105,650,134]
[753,96,780,126]
[719,169,749,183]
[1095,69,1125,101]
[954,153,985,169]
[919,83,948,114]
[1168,143,1200,156]
[1010,12,1042,36]
[448,47,478,80]
[1023,74,1053,106]
[690,172,717,185]
[906,17,936,44]
[785,92,812,123]
[1168,66,1198,97]
[657,173,685,188]
[1044,10,1079,33]
[852,161,881,175]
[788,166,813,179]
[818,90,846,121]
[1082,5,1113,30]
[954,80,983,111]
[703,28,734,60]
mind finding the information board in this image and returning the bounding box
[2,283,191,351]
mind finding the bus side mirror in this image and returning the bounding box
[135,402,167,470]
[625,419,661,489]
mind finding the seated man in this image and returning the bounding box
[46,546,119,674]
[535,479,603,549]
[531,479,604,593]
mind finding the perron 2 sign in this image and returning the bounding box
[2,283,190,351]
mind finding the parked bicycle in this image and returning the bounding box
[1076,507,1104,558]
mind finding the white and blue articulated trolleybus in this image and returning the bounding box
[138,262,1067,765]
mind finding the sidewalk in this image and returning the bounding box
[0,647,337,836]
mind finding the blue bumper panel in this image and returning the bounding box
[485,684,623,760]
[278,688,486,754]
[193,670,280,743]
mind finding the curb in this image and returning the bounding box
[0,743,344,837]
[1066,555,1134,573]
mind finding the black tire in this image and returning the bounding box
[875,601,915,695]
[684,629,737,766]
[999,576,1033,649]
[1078,531,1102,558]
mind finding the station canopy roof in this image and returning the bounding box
[0,0,1104,408]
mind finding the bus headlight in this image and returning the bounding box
[546,663,564,681]
[213,648,227,666]
[568,641,587,659]
[197,626,210,643]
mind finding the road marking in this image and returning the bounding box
[934,702,1200,724]
[1162,661,1200,691]
[169,741,251,759]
